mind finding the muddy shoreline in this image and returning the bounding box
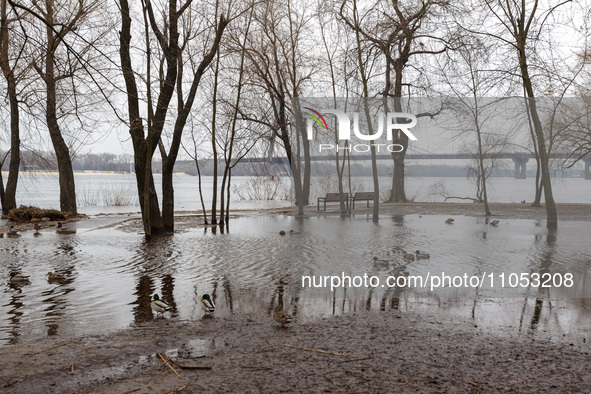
[2,310,589,393]
[2,203,591,393]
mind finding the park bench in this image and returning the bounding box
[318,193,349,211]
[351,192,374,209]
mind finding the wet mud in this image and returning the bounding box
[1,310,589,393]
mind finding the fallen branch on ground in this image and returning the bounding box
[166,386,186,394]
[158,353,181,378]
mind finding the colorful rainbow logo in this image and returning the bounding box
[303,107,328,132]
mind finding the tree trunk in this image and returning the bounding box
[44,4,77,214]
[134,141,164,237]
[210,52,220,225]
[389,72,408,203]
[532,156,542,206]
[225,167,231,223]
[220,165,227,226]
[301,136,310,205]
[519,51,557,228]
[119,0,165,236]
[0,0,19,213]
[3,91,19,213]
[194,157,208,225]
[46,66,77,214]
[161,158,174,232]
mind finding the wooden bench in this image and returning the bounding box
[351,192,374,209]
[318,193,349,211]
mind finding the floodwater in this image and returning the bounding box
[2,212,591,347]
[11,173,591,216]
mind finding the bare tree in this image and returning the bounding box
[9,0,108,214]
[439,33,506,215]
[241,0,315,215]
[339,0,450,203]
[476,0,578,228]
[159,2,228,231]
[117,0,227,237]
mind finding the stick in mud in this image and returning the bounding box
[158,353,181,378]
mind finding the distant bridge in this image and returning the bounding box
[239,152,591,180]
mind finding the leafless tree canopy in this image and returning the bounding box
[1,0,589,234]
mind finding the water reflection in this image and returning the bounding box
[529,229,557,329]
[6,285,25,344]
[42,272,75,336]
[132,275,155,323]
[1,214,591,346]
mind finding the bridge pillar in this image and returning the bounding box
[584,156,591,180]
[512,157,528,179]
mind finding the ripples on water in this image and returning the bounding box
[1,213,591,346]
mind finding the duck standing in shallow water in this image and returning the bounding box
[201,294,215,315]
[56,222,76,234]
[9,272,29,283]
[7,226,22,237]
[151,294,171,318]
[415,250,430,259]
[273,306,292,327]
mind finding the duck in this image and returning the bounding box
[47,272,66,280]
[489,220,500,226]
[151,294,171,318]
[372,256,390,269]
[56,222,76,234]
[289,229,301,234]
[9,272,30,283]
[34,223,43,234]
[273,305,293,327]
[415,250,430,259]
[201,294,215,315]
[445,218,455,224]
[6,226,22,237]
[403,253,415,261]
[279,230,286,236]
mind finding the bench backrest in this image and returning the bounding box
[325,193,348,201]
[354,192,374,199]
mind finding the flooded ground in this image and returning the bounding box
[2,204,591,392]
[2,206,591,346]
